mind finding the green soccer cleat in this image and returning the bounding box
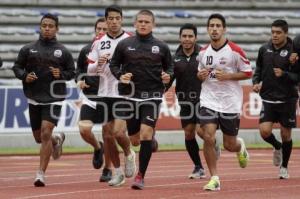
[237,137,249,168]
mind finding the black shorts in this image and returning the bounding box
[80,104,102,124]
[259,101,297,128]
[29,104,62,131]
[93,97,127,124]
[124,100,162,136]
[197,106,240,136]
[179,101,200,128]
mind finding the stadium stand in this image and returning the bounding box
[0,0,299,81]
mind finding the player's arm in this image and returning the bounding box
[252,47,263,92]
[76,46,88,82]
[109,42,124,80]
[12,46,29,81]
[215,70,252,81]
[196,52,209,81]
[59,49,75,80]
[161,45,174,85]
[87,41,99,75]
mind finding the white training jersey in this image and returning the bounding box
[87,31,131,98]
[197,40,252,113]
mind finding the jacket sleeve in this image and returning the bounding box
[162,44,174,78]
[12,46,28,81]
[165,56,176,91]
[252,46,263,84]
[109,42,123,80]
[61,49,75,81]
[76,46,88,82]
[282,61,300,84]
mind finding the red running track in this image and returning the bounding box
[0,149,300,199]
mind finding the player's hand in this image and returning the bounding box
[25,72,38,83]
[289,53,299,64]
[273,67,284,77]
[120,73,133,84]
[77,80,90,89]
[197,68,209,80]
[252,84,261,93]
[215,68,229,81]
[161,71,170,84]
[49,66,61,79]
[97,53,110,74]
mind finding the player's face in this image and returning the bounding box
[135,14,154,36]
[207,18,226,42]
[95,21,108,36]
[180,29,197,51]
[40,18,58,39]
[106,11,123,35]
[271,26,287,47]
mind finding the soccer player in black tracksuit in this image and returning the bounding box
[12,14,75,187]
[169,23,206,179]
[110,9,173,189]
[76,17,114,182]
[252,20,300,179]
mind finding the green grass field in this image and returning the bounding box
[1,142,299,156]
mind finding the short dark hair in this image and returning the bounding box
[207,13,226,28]
[105,5,122,18]
[271,19,288,33]
[179,23,197,37]
[136,9,155,22]
[94,17,106,31]
[40,13,59,27]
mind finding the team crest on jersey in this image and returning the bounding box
[152,46,160,54]
[219,57,227,65]
[280,49,288,57]
[54,50,62,57]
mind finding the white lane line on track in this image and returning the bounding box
[15,176,300,199]
[162,184,300,199]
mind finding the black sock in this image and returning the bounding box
[185,138,203,168]
[139,140,153,178]
[281,140,293,168]
[263,134,282,150]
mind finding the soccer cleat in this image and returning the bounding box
[273,148,282,167]
[52,132,65,160]
[93,141,104,169]
[188,166,206,179]
[236,137,249,168]
[279,167,289,179]
[131,172,144,190]
[124,149,136,178]
[203,176,220,191]
[99,168,112,182]
[34,170,45,187]
[108,172,125,186]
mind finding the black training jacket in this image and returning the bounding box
[13,36,75,103]
[169,44,202,103]
[252,38,299,102]
[109,32,174,99]
[76,43,99,100]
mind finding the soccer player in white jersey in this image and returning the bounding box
[87,5,136,187]
[197,13,252,191]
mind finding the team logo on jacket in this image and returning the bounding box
[54,49,62,57]
[280,49,288,57]
[152,46,160,54]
